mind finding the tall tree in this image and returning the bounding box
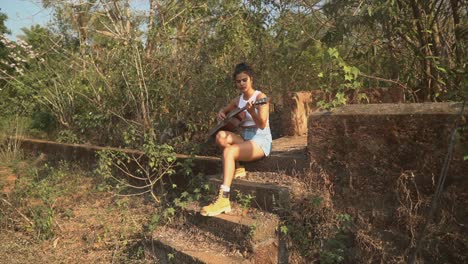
[321,0,467,101]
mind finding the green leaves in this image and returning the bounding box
[1,0,464,150]
[96,135,178,203]
[280,225,289,235]
[316,48,362,109]
[144,140,177,172]
[235,190,255,209]
[327,48,340,59]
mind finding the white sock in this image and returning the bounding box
[220,185,230,192]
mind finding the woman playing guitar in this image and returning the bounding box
[201,62,272,217]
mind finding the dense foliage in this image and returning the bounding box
[0,0,466,150]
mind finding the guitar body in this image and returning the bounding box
[207,97,268,139]
[207,110,245,138]
[219,111,245,132]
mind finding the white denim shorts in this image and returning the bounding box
[240,127,273,157]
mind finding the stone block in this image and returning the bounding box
[307,102,468,229]
[280,87,405,136]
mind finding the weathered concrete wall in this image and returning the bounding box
[307,102,467,261]
[15,137,221,177]
[279,87,405,136]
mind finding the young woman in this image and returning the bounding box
[201,63,272,217]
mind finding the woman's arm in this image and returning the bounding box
[247,93,269,129]
[217,97,238,121]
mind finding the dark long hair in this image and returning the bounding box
[233,62,254,80]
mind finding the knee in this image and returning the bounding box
[216,131,228,146]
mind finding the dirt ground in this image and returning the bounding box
[0,157,317,264]
[0,163,157,264]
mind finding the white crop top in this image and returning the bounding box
[238,90,269,127]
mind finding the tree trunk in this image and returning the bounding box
[124,0,131,36]
[410,0,434,101]
[145,0,158,58]
[449,0,464,96]
[71,1,90,69]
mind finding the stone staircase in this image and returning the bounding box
[144,136,308,264]
[13,135,308,263]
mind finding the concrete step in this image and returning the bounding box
[244,136,308,174]
[208,173,291,213]
[145,226,249,264]
[183,202,282,258]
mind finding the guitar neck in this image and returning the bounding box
[226,105,248,119]
[226,97,268,119]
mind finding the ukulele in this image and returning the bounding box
[207,97,269,138]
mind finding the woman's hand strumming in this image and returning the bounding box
[217,111,226,121]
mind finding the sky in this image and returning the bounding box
[1,0,52,40]
[1,0,149,40]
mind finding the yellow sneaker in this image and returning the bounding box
[200,189,231,217]
[234,166,246,178]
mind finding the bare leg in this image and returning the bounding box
[200,133,263,217]
[215,131,245,179]
[222,141,265,187]
[215,130,244,149]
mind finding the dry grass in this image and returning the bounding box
[282,161,467,264]
[281,164,349,264]
[0,116,24,165]
[348,170,467,264]
[395,171,427,248]
[0,158,158,263]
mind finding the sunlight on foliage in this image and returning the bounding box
[97,135,177,203]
